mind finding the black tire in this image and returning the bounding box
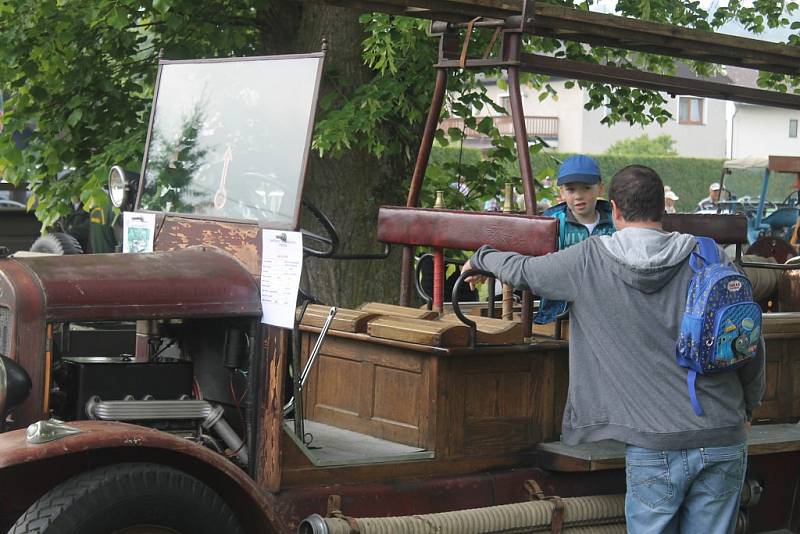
[29,233,83,255]
[9,463,244,534]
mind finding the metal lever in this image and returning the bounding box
[299,306,337,388]
[284,306,337,434]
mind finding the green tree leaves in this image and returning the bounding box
[0,0,797,228]
[0,0,261,225]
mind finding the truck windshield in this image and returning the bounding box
[138,54,323,229]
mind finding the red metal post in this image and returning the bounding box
[433,248,445,313]
[505,32,536,337]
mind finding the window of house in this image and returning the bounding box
[499,95,510,111]
[678,96,704,124]
[791,119,798,138]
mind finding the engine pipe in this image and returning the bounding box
[86,397,247,464]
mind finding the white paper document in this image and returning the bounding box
[260,229,303,328]
[122,212,156,253]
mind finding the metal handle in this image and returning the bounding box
[451,269,496,348]
[283,306,337,417]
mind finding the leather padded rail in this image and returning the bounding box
[662,214,748,244]
[377,207,558,256]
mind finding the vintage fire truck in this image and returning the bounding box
[1,1,800,533]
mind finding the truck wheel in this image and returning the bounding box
[9,463,244,534]
[29,233,83,255]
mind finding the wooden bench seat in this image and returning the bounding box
[367,315,470,347]
[536,423,800,472]
[358,302,438,320]
[301,303,440,334]
[366,314,524,347]
[439,313,523,344]
[301,304,378,333]
[662,213,748,245]
[302,303,525,345]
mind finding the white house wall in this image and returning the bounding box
[581,95,727,158]
[484,81,727,158]
[484,80,584,151]
[731,104,800,159]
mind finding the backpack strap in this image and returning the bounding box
[686,234,719,417]
[687,370,704,416]
[689,236,721,273]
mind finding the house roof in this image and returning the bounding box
[724,66,760,89]
[674,62,730,84]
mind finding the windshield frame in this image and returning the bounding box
[133,52,325,230]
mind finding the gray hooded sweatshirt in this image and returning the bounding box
[471,226,765,450]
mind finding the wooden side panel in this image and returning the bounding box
[752,335,800,423]
[303,334,432,448]
[301,332,570,459]
[792,352,800,417]
[440,350,567,458]
[754,338,784,420]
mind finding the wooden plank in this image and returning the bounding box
[280,449,538,488]
[257,326,288,492]
[513,53,800,111]
[439,313,524,344]
[301,304,377,333]
[359,302,439,320]
[314,334,425,373]
[662,214,748,244]
[368,316,470,347]
[537,424,800,472]
[769,156,800,174]
[762,313,800,336]
[532,319,570,340]
[323,1,800,75]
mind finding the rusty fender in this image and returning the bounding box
[0,420,278,534]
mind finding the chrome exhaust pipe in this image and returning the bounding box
[86,397,247,464]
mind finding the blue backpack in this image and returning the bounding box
[675,236,762,416]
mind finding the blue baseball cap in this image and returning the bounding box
[557,155,601,186]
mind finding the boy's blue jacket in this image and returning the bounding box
[535,199,615,324]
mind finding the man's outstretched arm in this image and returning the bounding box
[463,241,588,302]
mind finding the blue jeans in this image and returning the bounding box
[625,443,747,534]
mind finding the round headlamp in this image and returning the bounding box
[108,165,128,209]
[0,355,31,416]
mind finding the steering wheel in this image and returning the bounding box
[300,199,340,258]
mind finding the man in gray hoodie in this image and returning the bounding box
[464,165,764,534]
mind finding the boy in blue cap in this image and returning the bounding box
[535,154,614,324]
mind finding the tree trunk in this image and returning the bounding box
[262,3,421,308]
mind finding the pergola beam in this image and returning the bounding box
[324,0,800,76]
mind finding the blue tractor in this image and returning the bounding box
[714,156,800,248]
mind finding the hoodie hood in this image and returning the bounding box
[597,226,696,293]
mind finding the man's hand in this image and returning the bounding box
[461,258,488,291]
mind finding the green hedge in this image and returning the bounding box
[430,147,797,213]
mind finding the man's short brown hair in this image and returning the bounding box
[609,165,665,222]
